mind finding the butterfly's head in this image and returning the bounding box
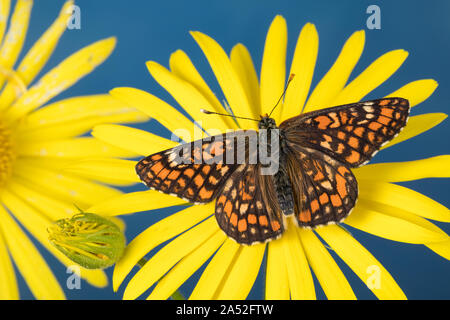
[258,114,277,130]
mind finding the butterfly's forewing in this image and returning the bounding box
[135,132,246,203]
[285,144,358,227]
[281,98,410,167]
[215,164,284,244]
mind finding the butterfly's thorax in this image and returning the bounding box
[259,116,295,216]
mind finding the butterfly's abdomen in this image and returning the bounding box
[273,151,295,216]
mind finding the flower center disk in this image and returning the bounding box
[0,119,15,186]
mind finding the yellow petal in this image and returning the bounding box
[316,225,406,299]
[1,188,108,288]
[0,1,74,108]
[0,0,32,87]
[260,15,287,122]
[169,49,237,130]
[354,155,450,182]
[345,200,448,244]
[281,224,316,299]
[109,87,199,141]
[190,238,240,300]
[92,124,177,156]
[0,0,11,45]
[331,49,408,106]
[88,190,187,216]
[146,61,230,133]
[124,217,218,300]
[230,43,261,116]
[14,159,122,208]
[7,178,76,221]
[25,94,141,125]
[18,112,148,142]
[305,30,365,112]
[148,231,226,300]
[382,113,447,149]
[265,238,289,299]
[386,79,438,108]
[0,227,18,299]
[6,37,116,121]
[0,205,65,299]
[358,180,450,223]
[64,158,140,186]
[282,23,318,120]
[113,203,213,291]
[17,137,138,159]
[298,228,356,300]
[426,240,450,260]
[214,243,265,299]
[191,31,253,127]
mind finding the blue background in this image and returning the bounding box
[13,0,449,299]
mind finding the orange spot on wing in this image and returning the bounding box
[238,219,247,232]
[353,127,365,137]
[271,221,281,231]
[348,136,359,149]
[224,201,233,218]
[194,174,204,187]
[337,131,347,140]
[184,168,195,178]
[230,213,238,226]
[315,116,332,129]
[218,195,226,205]
[337,166,350,176]
[346,150,360,164]
[319,193,329,204]
[299,209,311,222]
[367,131,376,143]
[248,214,257,224]
[158,168,172,179]
[151,162,163,174]
[369,121,382,131]
[339,111,349,124]
[330,194,342,206]
[177,177,186,188]
[259,215,269,226]
[311,199,320,213]
[314,171,325,181]
[198,186,213,200]
[168,170,181,180]
[202,166,211,175]
[379,99,391,106]
[208,175,218,184]
[377,115,391,125]
[380,107,394,118]
[242,192,252,201]
[336,175,348,198]
[151,154,162,161]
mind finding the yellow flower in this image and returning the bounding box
[86,16,449,299]
[0,0,149,299]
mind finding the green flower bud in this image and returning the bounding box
[48,212,126,269]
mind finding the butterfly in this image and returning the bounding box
[136,97,410,245]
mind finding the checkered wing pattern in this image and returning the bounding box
[281,98,410,167]
[215,164,284,244]
[285,144,358,227]
[135,132,246,203]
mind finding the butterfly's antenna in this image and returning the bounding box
[200,109,259,122]
[268,73,295,118]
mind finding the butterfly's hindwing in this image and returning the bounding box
[281,98,410,167]
[286,144,358,227]
[215,164,284,244]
